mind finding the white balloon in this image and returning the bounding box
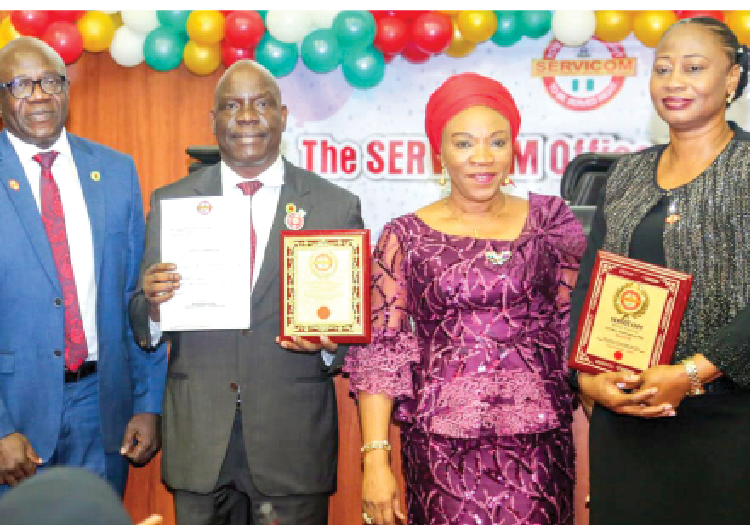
[311,10,340,29]
[552,10,596,47]
[121,10,159,35]
[101,10,119,14]
[266,10,314,43]
[109,26,146,67]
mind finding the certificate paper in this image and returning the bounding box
[569,250,693,374]
[160,196,251,331]
[280,230,371,344]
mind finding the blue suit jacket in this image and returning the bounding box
[0,130,166,459]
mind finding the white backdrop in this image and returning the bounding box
[275,33,749,238]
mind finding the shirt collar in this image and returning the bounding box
[6,127,73,163]
[220,154,285,189]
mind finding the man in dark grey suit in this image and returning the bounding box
[129,60,363,524]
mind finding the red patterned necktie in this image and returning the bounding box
[236,180,263,286]
[34,151,88,372]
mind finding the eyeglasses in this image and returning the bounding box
[0,74,68,100]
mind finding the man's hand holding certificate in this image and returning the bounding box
[147,196,252,331]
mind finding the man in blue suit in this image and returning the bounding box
[0,37,166,496]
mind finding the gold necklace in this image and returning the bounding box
[443,198,513,266]
[444,198,505,238]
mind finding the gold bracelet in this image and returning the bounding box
[360,440,391,455]
[681,358,706,396]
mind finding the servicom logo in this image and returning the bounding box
[532,37,637,111]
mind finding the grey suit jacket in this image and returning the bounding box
[129,159,364,495]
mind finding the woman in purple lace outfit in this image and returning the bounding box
[344,73,586,525]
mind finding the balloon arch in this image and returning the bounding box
[1,10,748,89]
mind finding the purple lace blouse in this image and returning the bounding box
[344,193,586,439]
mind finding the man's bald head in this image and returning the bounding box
[214,60,281,107]
[0,37,65,75]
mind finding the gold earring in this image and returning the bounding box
[727,92,735,105]
[439,167,447,186]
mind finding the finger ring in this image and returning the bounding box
[363,512,375,525]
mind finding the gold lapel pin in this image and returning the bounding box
[91,171,101,182]
[8,179,19,191]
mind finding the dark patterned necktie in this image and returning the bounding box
[236,180,263,286]
[34,151,88,372]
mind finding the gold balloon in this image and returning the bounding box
[446,19,476,58]
[727,11,750,45]
[186,10,225,46]
[0,15,19,44]
[110,12,124,29]
[77,11,116,53]
[594,11,633,42]
[183,40,221,76]
[456,10,498,43]
[633,10,677,48]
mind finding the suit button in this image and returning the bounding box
[54,298,62,307]
[230,382,238,391]
[54,349,62,356]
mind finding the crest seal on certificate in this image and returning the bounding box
[280,229,371,344]
[569,250,693,374]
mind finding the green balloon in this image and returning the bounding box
[332,10,376,49]
[255,33,299,78]
[519,10,552,39]
[342,46,385,89]
[256,10,267,21]
[492,11,523,47]
[301,29,341,74]
[157,10,191,31]
[143,27,185,72]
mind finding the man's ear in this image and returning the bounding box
[280,104,288,132]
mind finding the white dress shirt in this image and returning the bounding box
[7,129,98,362]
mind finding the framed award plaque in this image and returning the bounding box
[279,229,371,344]
[569,250,693,375]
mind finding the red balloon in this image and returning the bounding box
[677,10,724,21]
[374,16,409,54]
[370,11,398,21]
[42,22,83,65]
[401,40,431,64]
[411,12,452,54]
[11,10,51,37]
[48,11,86,23]
[396,10,429,21]
[224,11,265,49]
[220,11,234,15]
[221,39,253,67]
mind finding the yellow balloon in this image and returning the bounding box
[0,16,19,43]
[438,10,460,15]
[633,10,677,48]
[446,19,475,58]
[183,40,221,76]
[77,11,116,53]
[110,12,124,29]
[186,10,225,46]
[594,11,633,42]
[728,11,750,45]
[456,11,497,43]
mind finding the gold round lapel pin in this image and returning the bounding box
[91,171,101,182]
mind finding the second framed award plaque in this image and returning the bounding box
[570,250,693,375]
[280,229,371,344]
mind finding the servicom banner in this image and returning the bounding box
[276,34,749,238]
